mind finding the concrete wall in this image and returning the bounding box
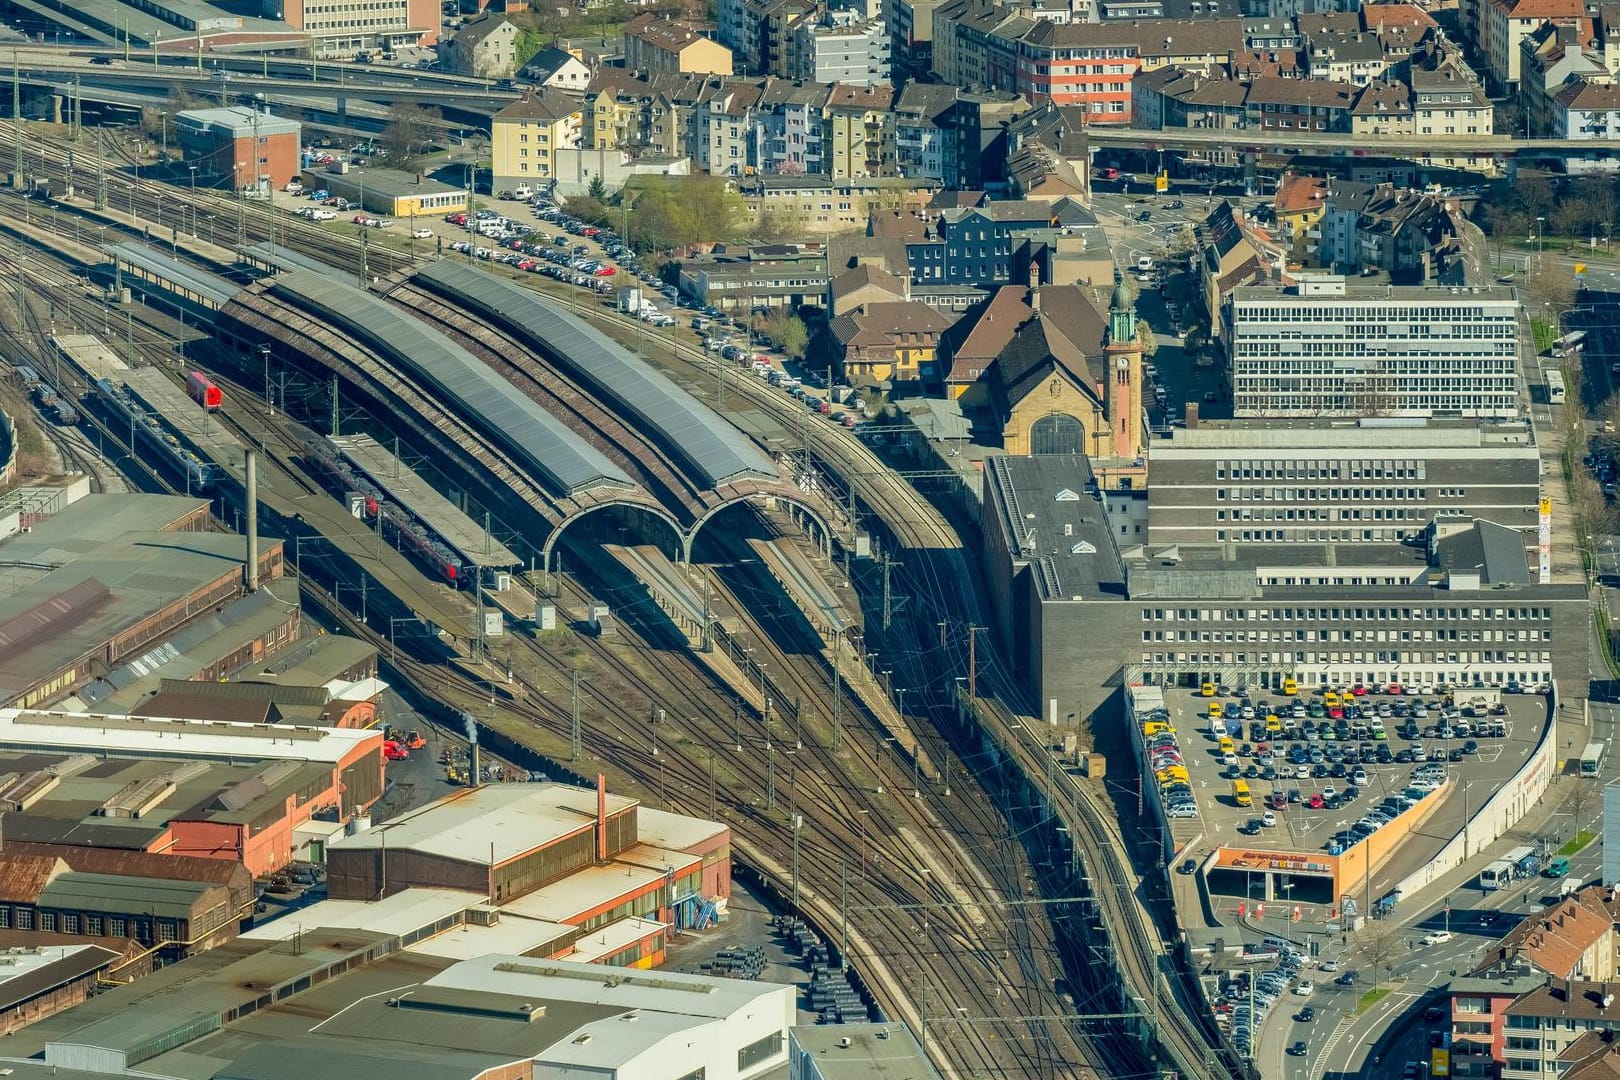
[1389,690,1557,902]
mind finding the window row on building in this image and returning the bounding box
[1141,605,1553,622]
[1143,627,1551,643]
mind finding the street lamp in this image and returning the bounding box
[187,164,197,236]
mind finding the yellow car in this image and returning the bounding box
[1324,691,1340,707]
[1208,702,1224,719]
[1282,678,1299,696]
[1265,715,1282,733]
[1200,682,1217,697]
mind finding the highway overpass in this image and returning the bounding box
[10,56,517,117]
[1085,125,1620,161]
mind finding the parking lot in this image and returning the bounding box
[1156,684,1550,891]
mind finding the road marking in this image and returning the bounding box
[1315,1014,1356,1065]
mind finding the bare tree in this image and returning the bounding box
[379,104,439,172]
[1355,920,1401,990]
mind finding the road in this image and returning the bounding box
[1091,188,1231,422]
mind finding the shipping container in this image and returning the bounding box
[186,371,222,411]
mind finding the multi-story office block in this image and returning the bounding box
[1146,419,1542,547]
[1224,276,1521,418]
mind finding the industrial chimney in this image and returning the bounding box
[463,712,480,787]
[244,449,259,592]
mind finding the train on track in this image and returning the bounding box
[186,371,223,411]
[30,384,78,425]
[94,378,221,492]
[300,437,473,587]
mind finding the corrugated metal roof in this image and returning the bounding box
[0,945,121,1013]
[237,242,341,279]
[36,872,216,920]
[105,244,239,308]
[270,273,632,498]
[416,262,776,488]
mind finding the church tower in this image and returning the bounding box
[1103,268,1144,460]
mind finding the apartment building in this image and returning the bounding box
[1445,973,1549,1080]
[825,83,896,178]
[1519,20,1611,138]
[1223,276,1521,418]
[758,78,834,175]
[1144,419,1543,549]
[791,11,891,85]
[491,90,583,188]
[624,14,735,76]
[888,0,951,79]
[1500,979,1620,1080]
[441,12,518,78]
[1411,39,1494,138]
[894,82,958,182]
[907,200,1052,286]
[1550,78,1620,138]
[1481,0,1587,93]
[1011,17,1246,122]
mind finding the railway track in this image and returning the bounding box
[0,141,1242,1080]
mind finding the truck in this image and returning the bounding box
[616,286,643,313]
[1506,845,1540,880]
[1561,877,1583,899]
[1580,741,1605,778]
[1479,858,1515,891]
[382,739,409,761]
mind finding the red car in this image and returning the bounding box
[1327,706,1343,719]
[1387,683,1404,695]
[1099,167,1120,180]
[1307,793,1325,809]
[594,265,616,276]
[1351,684,1368,696]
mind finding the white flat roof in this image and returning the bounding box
[502,860,666,925]
[565,916,667,964]
[0,708,378,764]
[328,783,637,866]
[634,805,727,851]
[407,914,577,961]
[540,996,717,1070]
[239,887,477,941]
[326,676,389,702]
[427,953,794,1021]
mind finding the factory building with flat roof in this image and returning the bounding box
[2,933,796,1080]
[0,710,384,877]
[0,495,283,712]
[325,781,732,968]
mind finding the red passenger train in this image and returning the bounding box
[186,371,222,411]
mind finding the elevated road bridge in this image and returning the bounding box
[1086,125,1620,164]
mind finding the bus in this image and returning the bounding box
[1232,779,1252,807]
[1548,369,1567,405]
[1580,742,1605,778]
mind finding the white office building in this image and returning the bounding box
[1224,276,1521,418]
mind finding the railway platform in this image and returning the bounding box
[0,209,102,267]
[746,536,852,641]
[329,433,521,573]
[106,242,239,315]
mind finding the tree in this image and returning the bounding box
[1136,322,1158,358]
[588,175,608,202]
[1524,260,1577,321]
[379,104,438,172]
[1562,780,1598,842]
[1355,921,1401,990]
[514,27,547,73]
[777,315,809,358]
